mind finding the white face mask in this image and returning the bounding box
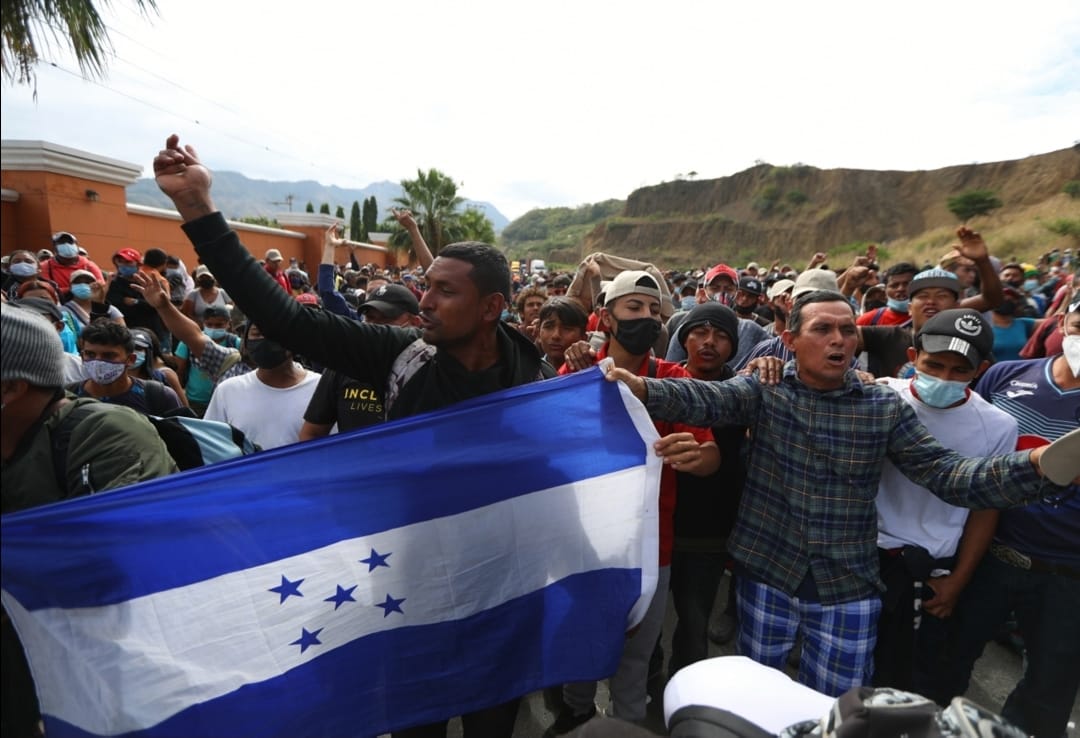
[1063,334,1080,378]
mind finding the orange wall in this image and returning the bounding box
[2,156,390,275]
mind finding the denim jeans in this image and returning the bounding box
[917,552,1080,738]
[669,549,727,676]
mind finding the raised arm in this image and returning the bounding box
[953,228,1003,312]
[130,271,211,359]
[392,209,434,270]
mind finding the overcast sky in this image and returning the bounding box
[2,0,1078,220]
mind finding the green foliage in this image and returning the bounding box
[785,190,809,205]
[1042,218,1080,239]
[305,202,315,213]
[236,215,281,228]
[318,203,331,215]
[349,201,362,241]
[1064,180,1080,199]
[946,189,1002,222]
[362,196,378,237]
[392,168,465,256]
[3,0,158,87]
[752,184,782,214]
[335,205,345,219]
[458,208,496,244]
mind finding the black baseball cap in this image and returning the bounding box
[915,308,993,369]
[361,284,420,318]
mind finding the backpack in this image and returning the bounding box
[66,379,178,417]
[52,403,261,485]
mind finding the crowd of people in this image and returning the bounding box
[1,134,1077,738]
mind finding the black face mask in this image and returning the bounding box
[734,303,755,316]
[1004,280,1023,289]
[246,338,289,369]
[614,317,662,356]
[197,277,215,289]
[993,300,1017,316]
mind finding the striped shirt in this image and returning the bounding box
[642,362,1048,604]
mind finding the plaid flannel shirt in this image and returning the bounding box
[191,340,249,384]
[643,363,1045,604]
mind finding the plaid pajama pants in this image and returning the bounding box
[736,577,880,697]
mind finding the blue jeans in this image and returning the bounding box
[918,552,1080,738]
[669,549,726,676]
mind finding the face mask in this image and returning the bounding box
[132,351,146,369]
[70,283,94,300]
[204,327,228,341]
[1005,279,1023,289]
[912,372,969,408]
[887,298,910,313]
[680,296,697,311]
[1063,334,1080,378]
[84,359,129,385]
[993,301,1017,316]
[166,268,183,279]
[56,242,79,259]
[1022,279,1039,293]
[613,316,662,356]
[118,265,138,278]
[713,292,734,308]
[10,262,37,278]
[197,277,215,289]
[246,338,289,369]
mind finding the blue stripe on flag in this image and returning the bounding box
[41,568,642,738]
[2,367,645,610]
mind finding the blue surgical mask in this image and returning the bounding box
[680,296,697,311]
[118,265,138,278]
[132,351,146,369]
[70,283,94,300]
[912,372,969,408]
[1022,279,1038,293]
[203,327,228,340]
[887,298,910,313]
[56,242,79,259]
[10,262,37,278]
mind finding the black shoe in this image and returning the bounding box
[545,705,598,736]
[708,613,737,644]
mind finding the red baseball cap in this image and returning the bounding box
[704,264,738,286]
[114,248,142,264]
[296,292,320,306]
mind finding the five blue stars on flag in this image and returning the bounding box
[270,547,403,653]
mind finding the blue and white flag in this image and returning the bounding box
[2,366,660,737]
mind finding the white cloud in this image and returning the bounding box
[3,0,1077,220]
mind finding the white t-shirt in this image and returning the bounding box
[875,376,1018,558]
[205,366,319,450]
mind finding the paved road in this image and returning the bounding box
[429,573,1077,737]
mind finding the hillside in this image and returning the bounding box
[126,172,510,233]
[503,146,1080,271]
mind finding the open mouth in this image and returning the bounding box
[825,352,846,365]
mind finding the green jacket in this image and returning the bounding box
[1,396,177,515]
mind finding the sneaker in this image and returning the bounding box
[545,704,598,736]
[708,613,737,644]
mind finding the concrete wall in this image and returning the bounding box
[1,140,391,277]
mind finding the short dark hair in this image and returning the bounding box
[884,262,919,282]
[143,248,169,268]
[788,290,854,334]
[538,296,589,329]
[81,318,134,353]
[439,242,511,303]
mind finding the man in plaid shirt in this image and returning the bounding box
[604,289,1072,697]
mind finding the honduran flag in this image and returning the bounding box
[1,365,660,737]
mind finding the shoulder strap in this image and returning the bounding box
[51,402,101,496]
[386,338,437,415]
[142,379,174,416]
[869,307,887,325]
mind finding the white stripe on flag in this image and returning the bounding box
[4,466,657,736]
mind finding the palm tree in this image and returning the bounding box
[2,0,157,87]
[392,168,465,257]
